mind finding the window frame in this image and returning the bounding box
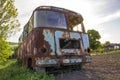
[34,10,67,29]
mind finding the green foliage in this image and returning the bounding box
[9,42,18,56]
[91,50,120,56]
[0,0,20,61]
[103,41,110,46]
[0,59,54,80]
[13,46,18,54]
[9,42,18,46]
[0,0,20,40]
[0,40,12,61]
[0,59,16,69]
[87,29,101,50]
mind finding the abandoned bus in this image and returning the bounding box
[18,6,92,72]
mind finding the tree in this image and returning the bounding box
[0,40,11,61]
[0,0,20,39]
[87,29,101,50]
[104,41,110,46]
[0,0,20,61]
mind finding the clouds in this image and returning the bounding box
[96,0,120,24]
[81,0,120,43]
[95,10,120,25]
[9,0,120,43]
[84,0,120,26]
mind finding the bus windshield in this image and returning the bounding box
[34,10,67,29]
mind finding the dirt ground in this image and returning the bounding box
[55,53,120,80]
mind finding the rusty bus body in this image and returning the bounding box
[18,6,92,71]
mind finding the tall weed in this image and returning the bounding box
[0,60,54,80]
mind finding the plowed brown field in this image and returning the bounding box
[55,53,120,80]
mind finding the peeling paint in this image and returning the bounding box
[55,31,82,55]
[43,29,55,55]
[63,58,82,63]
[18,6,92,69]
[61,49,80,55]
[36,57,57,65]
[70,32,80,39]
[82,33,89,50]
[55,31,64,55]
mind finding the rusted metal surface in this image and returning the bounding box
[55,31,82,56]
[70,32,81,39]
[43,29,55,55]
[18,28,91,67]
[82,33,90,51]
[17,6,92,70]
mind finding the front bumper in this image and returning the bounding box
[36,57,92,67]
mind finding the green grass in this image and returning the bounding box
[0,59,54,80]
[91,50,120,56]
[9,42,18,46]
[0,59,16,69]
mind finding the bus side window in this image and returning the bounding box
[29,16,33,33]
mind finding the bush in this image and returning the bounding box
[0,59,54,80]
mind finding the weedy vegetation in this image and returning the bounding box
[0,59,54,80]
[91,50,120,56]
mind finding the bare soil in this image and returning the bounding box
[55,53,120,80]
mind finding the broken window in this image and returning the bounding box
[59,39,80,49]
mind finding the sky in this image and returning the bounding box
[8,0,120,43]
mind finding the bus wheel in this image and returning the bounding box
[27,58,33,70]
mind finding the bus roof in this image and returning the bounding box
[34,6,84,28]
